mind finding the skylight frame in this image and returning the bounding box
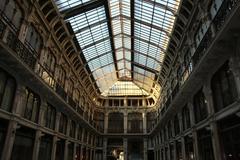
[133,0,180,93]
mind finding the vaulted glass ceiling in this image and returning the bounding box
[54,0,181,97]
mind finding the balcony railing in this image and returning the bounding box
[0,10,102,133]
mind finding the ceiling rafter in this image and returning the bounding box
[61,0,105,19]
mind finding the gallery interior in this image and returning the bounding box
[0,0,240,160]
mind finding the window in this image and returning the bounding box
[11,127,35,160]
[174,114,180,135]
[59,113,67,134]
[67,80,73,97]
[78,126,82,141]
[44,51,56,75]
[73,89,80,103]
[23,88,40,123]
[68,143,74,160]
[0,68,16,112]
[197,127,214,160]
[218,114,240,160]
[70,120,76,138]
[108,112,124,133]
[55,139,65,160]
[0,119,7,158]
[185,135,194,160]
[176,141,182,160]
[25,24,43,54]
[1,0,23,31]
[193,89,208,123]
[44,103,56,130]
[128,112,143,133]
[58,66,66,87]
[182,105,191,130]
[168,121,172,139]
[211,62,238,112]
[38,135,52,160]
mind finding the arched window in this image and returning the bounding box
[0,68,16,112]
[182,105,191,130]
[58,66,66,87]
[193,89,208,123]
[44,50,56,75]
[73,89,80,103]
[25,24,43,54]
[1,0,23,31]
[128,112,143,133]
[43,103,56,130]
[67,79,73,97]
[23,88,40,123]
[59,113,67,134]
[174,114,180,135]
[211,62,238,112]
[108,112,124,133]
[70,120,76,138]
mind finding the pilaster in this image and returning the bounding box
[1,121,18,160]
[123,138,128,160]
[144,138,148,160]
[32,130,43,160]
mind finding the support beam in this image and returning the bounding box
[104,1,119,78]
[62,0,105,19]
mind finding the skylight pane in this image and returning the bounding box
[65,6,116,93]
[109,0,131,80]
[105,81,149,96]
[54,0,90,11]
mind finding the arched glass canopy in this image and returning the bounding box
[54,0,181,97]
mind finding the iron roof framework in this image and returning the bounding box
[54,0,181,97]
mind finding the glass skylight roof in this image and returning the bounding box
[54,0,91,11]
[103,81,149,96]
[53,0,181,97]
[67,6,118,93]
[133,0,180,93]
[109,0,132,79]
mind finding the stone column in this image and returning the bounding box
[32,130,43,160]
[89,148,93,160]
[1,121,18,160]
[37,99,47,126]
[124,97,127,107]
[124,112,128,134]
[192,129,199,160]
[51,136,58,160]
[144,138,148,160]
[55,112,61,132]
[162,146,166,160]
[103,138,107,160]
[154,149,157,160]
[210,121,223,160]
[123,138,128,160]
[93,149,96,160]
[181,137,186,160]
[173,141,177,160]
[188,101,195,126]
[73,143,77,160]
[178,113,183,133]
[142,98,146,107]
[143,112,147,134]
[64,140,69,160]
[11,84,26,115]
[104,113,108,133]
[80,145,84,160]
